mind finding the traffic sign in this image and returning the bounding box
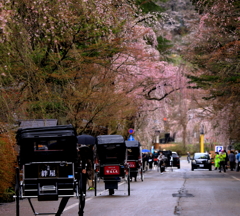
[128,128,134,134]
[215,146,223,152]
[128,135,135,141]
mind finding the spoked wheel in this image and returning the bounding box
[78,173,86,216]
[15,167,20,216]
[127,173,130,196]
[94,173,97,196]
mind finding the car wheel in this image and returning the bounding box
[209,166,212,171]
[177,165,180,169]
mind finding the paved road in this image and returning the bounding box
[1,157,240,216]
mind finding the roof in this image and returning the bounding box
[125,140,141,148]
[96,135,125,145]
[19,119,58,128]
[16,124,77,142]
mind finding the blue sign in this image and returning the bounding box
[215,146,223,152]
[128,128,134,134]
[128,135,135,141]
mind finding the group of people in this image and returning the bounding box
[214,150,240,172]
[142,152,169,174]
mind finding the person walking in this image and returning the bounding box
[228,151,236,171]
[142,153,148,172]
[236,151,240,171]
[148,153,154,170]
[223,150,229,170]
[157,152,166,174]
[219,150,226,173]
[187,152,191,163]
[214,152,220,170]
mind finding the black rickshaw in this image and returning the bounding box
[125,140,144,182]
[94,135,130,196]
[15,125,86,216]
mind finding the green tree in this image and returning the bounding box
[0,0,138,135]
[184,0,240,140]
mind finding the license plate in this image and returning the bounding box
[128,161,136,168]
[199,164,204,167]
[104,166,120,175]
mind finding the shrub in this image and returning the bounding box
[0,132,17,202]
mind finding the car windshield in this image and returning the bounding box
[172,153,178,157]
[194,153,209,159]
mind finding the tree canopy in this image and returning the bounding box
[185,0,240,140]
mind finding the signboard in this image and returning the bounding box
[215,146,224,152]
[128,161,136,168]
[104,165,120,175]
[128,135,135,141]
[128,128,134,134]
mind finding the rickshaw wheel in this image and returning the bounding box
[78,202,84,216]
[94,173,97,196]
[15,167,20,216]
[78,173,86,216]
[127,173,130,196]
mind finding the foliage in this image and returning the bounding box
[164,143,199,156]
[0,187,15,203]
[0,0,142,135]
[135,0,166,14]
[156,36,173,53]
[0,131,17,200]
[0,0,206,152]
[233,142,240,151]
[184,0,240,140]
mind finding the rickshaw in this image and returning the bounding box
[15,125,86,216]
[94,135,130,196]
[125,140,144,182]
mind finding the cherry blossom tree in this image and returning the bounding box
[185,0,240,143]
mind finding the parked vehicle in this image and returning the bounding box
[94,135,130,196]
[191,152,212,171]
[172,151,181,169]
[15,124,87,216]
[126,140,143,181]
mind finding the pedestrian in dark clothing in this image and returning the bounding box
[157,152,166,174]
[187,152,191,163]
[223,150,229,170]
[236,151,240,171]
[219,150,226,173]
[148,153,154,170]
[228,151,235,171]
[142,153,148,171]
